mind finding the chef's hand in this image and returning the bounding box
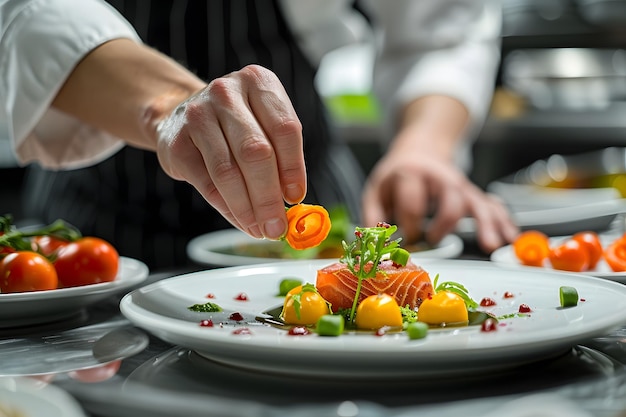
[361,96,519,254]
[155,65,307,240]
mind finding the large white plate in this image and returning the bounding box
[187,228,463,267]
[120,258,626,379]
[0,257,149,328]
[490,232,626,283]
[0,377,87,417]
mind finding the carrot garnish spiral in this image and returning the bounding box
[284,204,331,250]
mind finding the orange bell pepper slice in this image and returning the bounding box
[284,204,331,250]
[513,230,550,267]
[604,235,626,272]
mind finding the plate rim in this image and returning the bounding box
[186,228,463,266]
[0,256,149,302]
[0,376,87,417]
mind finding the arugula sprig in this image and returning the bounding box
[432,274,479,310]
[0,215,82,253]
[340,222,410,323]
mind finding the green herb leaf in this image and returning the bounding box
[432,273,479,310]
[340,222,408,323]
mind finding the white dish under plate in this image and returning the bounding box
[120,258,626,380]
[0,377,87,417]
[490,232,626,283]
[187,228,463,267]
[0,257,149,328]
[456,198,626,238]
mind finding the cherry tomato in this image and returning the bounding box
[572,231,603,269]
[513,230,550,267]
[417,291,468,325]
[68,360,122,383]
[604,236,626,272]
[32,235,69,256]
[281,284,330,325]
[355,293,402,330]
[54,237,119,288]
[0,251,58,293]
[548,239,589,272]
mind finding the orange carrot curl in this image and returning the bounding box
[284,204,331,250]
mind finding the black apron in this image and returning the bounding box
[22,0,365,269]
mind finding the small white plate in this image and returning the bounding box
[456,198,626,239]
[490,232,626,283]
[120,258,626,379]
[0,257,149,328]
[187,228,463,267]
[0,377,87,417]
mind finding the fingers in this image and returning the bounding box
[362,154,519,254]
[156,65,307,240]
[241,66,307,205]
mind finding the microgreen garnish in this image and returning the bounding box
[400,304,418,326]
[433,274,479,310]
[340,222,410,323]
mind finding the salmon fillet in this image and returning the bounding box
[316,259,434,312]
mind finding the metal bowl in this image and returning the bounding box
[503,48,626,110]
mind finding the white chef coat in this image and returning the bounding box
[0,0,501,171]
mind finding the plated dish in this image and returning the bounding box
[490,232,626,282]
[0,377,87,417]
[186,228,463,267]
[0,257,148,328]
[120,258,626,379]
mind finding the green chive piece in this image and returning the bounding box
[316,314,344,337]
[559,286,579,308]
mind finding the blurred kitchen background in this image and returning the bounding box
[2,0,626,219]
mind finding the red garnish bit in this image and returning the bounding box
[229,312,244,321]
[480,297,497,307]
[375,327,387,336]
[205,293,215,298]
[287,326,310,336]
[518,303,532,313]
[481,318,498,332]
[232,328,251,335]
[377,222,391,228]
[503,291,514,298]
[580,298,586,302]
[199,319,214,327]
[234,293,249,301]
[354,230,363,238]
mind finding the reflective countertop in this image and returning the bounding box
[3,255,626,417]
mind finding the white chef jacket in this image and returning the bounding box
[0,0,501,171]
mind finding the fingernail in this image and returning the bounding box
[263,218,287,240]
[284,184,304,204]
[248,224,263,239]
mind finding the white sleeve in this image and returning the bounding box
[0,0,141,170]
[362,0,501,165]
